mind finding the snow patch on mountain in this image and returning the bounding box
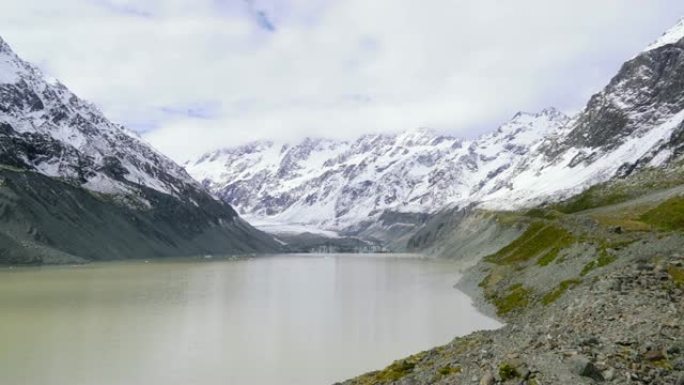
[646,17,684,51]
[244,216,342,238]
[0,38,23,84]
[482,109,684,209]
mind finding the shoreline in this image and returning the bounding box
[340,206,684,384]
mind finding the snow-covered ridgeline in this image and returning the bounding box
[186,108,570,230]
[0,36,201,201]
[646,17,684,51]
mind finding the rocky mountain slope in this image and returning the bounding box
[189,18,684,239]
[341,159,684,385]
[0,36,204,201]
[479,18,684,210]
[0,36,280,264]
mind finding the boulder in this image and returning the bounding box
[570,355,604,382]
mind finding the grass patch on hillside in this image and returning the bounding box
[359,351,428,383]
[492,284,532,315]
[536,246,564,266]
[437,365,462,376]
[493,211,528,226]
[479,271,503,290]
[0,164,27,172]
[498,363,520,381]
[485,222,576,265]
[541,279,582,305]
[375,360,415,382]
[524,208,563,220]
[553,164,684,214]
[640,196,684,231]
[554,186,630,214]
[593,216,652,232]
[669,266,684,286]
[580,248,617,276]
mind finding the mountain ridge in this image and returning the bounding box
[188,27,684,235]
[186,107,569,232]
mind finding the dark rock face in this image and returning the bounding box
[461,33,684,208]
[570,355,605,382]
[0,169,280,265]
[546,38,684,164]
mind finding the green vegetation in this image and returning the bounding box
[541,279,582,305]
[373,360,415,382]
[591,208,653,232]
[369,360,416,384]
[580,248,617,276]
[437,365,461,376]
[360,352,429,383]
[348,338,482,384]
[640,196,684,231]
[0,164,26,172]
[536,246,563,266]
[555,185,630,213]
[493,284,532,315]
[498,363,519,380]
[669,266,684,286]
[524,208,562,220]
[493,211,527,226]
[485,222,576,265]
[650,358,673,369]
[554,165,684,214]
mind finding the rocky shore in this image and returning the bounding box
[339,177,684,385]
[340,252,683,385]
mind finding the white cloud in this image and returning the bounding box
[1,0,683,161]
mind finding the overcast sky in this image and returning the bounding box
[1,1,683,161]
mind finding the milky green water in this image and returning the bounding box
[0,254,500,385]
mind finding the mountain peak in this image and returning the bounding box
[645,17,684,52]
[396,127,441,146]
[195,139,275,164]
[486,107,569,146]
[0,35,11,53]
[0,36,23,84]
[0,34,202,199]
[538,106,562,116]
[510,107,567,124]
[400,126,436,136]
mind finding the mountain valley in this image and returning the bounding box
[1,12,684,385]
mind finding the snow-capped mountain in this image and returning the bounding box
[0,36,200,202]
[0,36,279,262]
[187,108,569,230]
[188,18,684,234]
[479,18,684,208]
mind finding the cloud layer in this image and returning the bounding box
[1,0,683,161]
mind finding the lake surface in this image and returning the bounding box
[0,254,500,385]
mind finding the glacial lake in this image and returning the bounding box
[0,254,500,385]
